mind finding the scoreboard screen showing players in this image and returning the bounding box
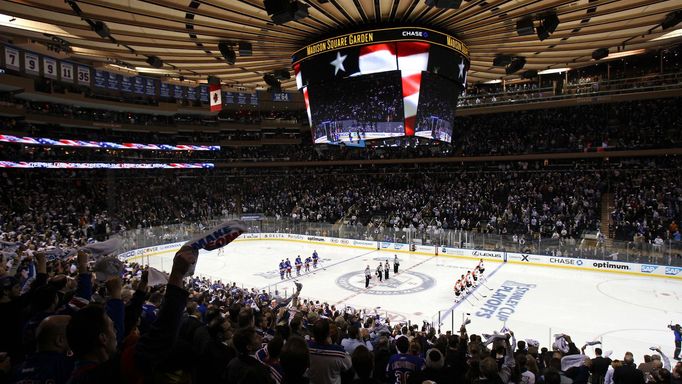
[308,71,404,144]
[413,72,460,142]
[293,27,469,144]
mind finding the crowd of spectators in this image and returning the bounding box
[0,230,681,384]
[610,169,682,243]
[0,159,680,257]
[0,98,307,128]
[1,97,680,162]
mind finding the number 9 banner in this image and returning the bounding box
[24,52,39,75]
[43,57,57,79]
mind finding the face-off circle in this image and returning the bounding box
[336,270,435,295]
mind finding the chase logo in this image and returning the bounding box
[402,30,428,38]
[576,260,583,266]
[641,265,657,273]
[665,267,682,276]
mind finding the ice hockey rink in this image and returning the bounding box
[143,239,682,362]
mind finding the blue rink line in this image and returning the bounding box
[439,261,507,324]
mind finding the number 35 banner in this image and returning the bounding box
[77,66,90,85]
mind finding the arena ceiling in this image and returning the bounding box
[0,0,681,91]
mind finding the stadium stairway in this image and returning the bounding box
[601,192,615,246]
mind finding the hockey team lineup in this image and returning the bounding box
[146,239,682,361]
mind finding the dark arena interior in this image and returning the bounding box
[0,1,682,383]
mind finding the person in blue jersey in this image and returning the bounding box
[304,256,312,273]
[285,258,292,279]
[313,250,319,268]
[279,260,286,280]
[307,318,352,384]
[386,335,425,384]
[295,256,303,276]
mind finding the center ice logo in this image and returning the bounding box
[336,271,435,295]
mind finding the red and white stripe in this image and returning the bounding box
[357,43,398,75]
[294,63,303,90]
[302,86,312,128]
[57,139,80,146]
[395,42,429,136]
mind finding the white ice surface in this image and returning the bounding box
[146,240,682,362]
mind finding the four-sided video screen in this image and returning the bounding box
[293,32,469,145]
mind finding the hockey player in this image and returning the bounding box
[304,256,312,273]
[462,274,472,293]
[285,258,292,279]
[393,254,400,274]
[454,279,462,302]
[278,259,286,280]
[384,261,390,280]
[312,250,319,268]
[365,265,371,288]
[376,264,383,282]
[477,259,486,282]
[295,255,302,276]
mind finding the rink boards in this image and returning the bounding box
[118,232,681,280]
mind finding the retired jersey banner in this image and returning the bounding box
[209,84,222,112]
[77,66,90,85]
[24,52,39,75]
[43,57,57,79]
[60,62,74,82]
[4,46,19,70]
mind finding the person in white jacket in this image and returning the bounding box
[604,360,622,384]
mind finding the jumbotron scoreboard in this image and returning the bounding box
[292,27,470,144]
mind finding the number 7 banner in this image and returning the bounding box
[4,47,19,70]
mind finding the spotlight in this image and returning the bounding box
[516,17,535,36]
[505,57,526,74]
[522,69,538,79]
[662,10,682,30]
[543,13,559,34]
[536,13,559,41]
[146,56,163,68]
[264,0,309,24]
[536,25,550,41]
[238,42,252,57]
[424,0,463,9]
[93,21,110,39]
[493,55,512,67]
[592,48,609,60]
[218,41,236,65]
[273,69,291,80]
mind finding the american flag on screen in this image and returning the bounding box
[302,86,312,128]
[293,42,430,136]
